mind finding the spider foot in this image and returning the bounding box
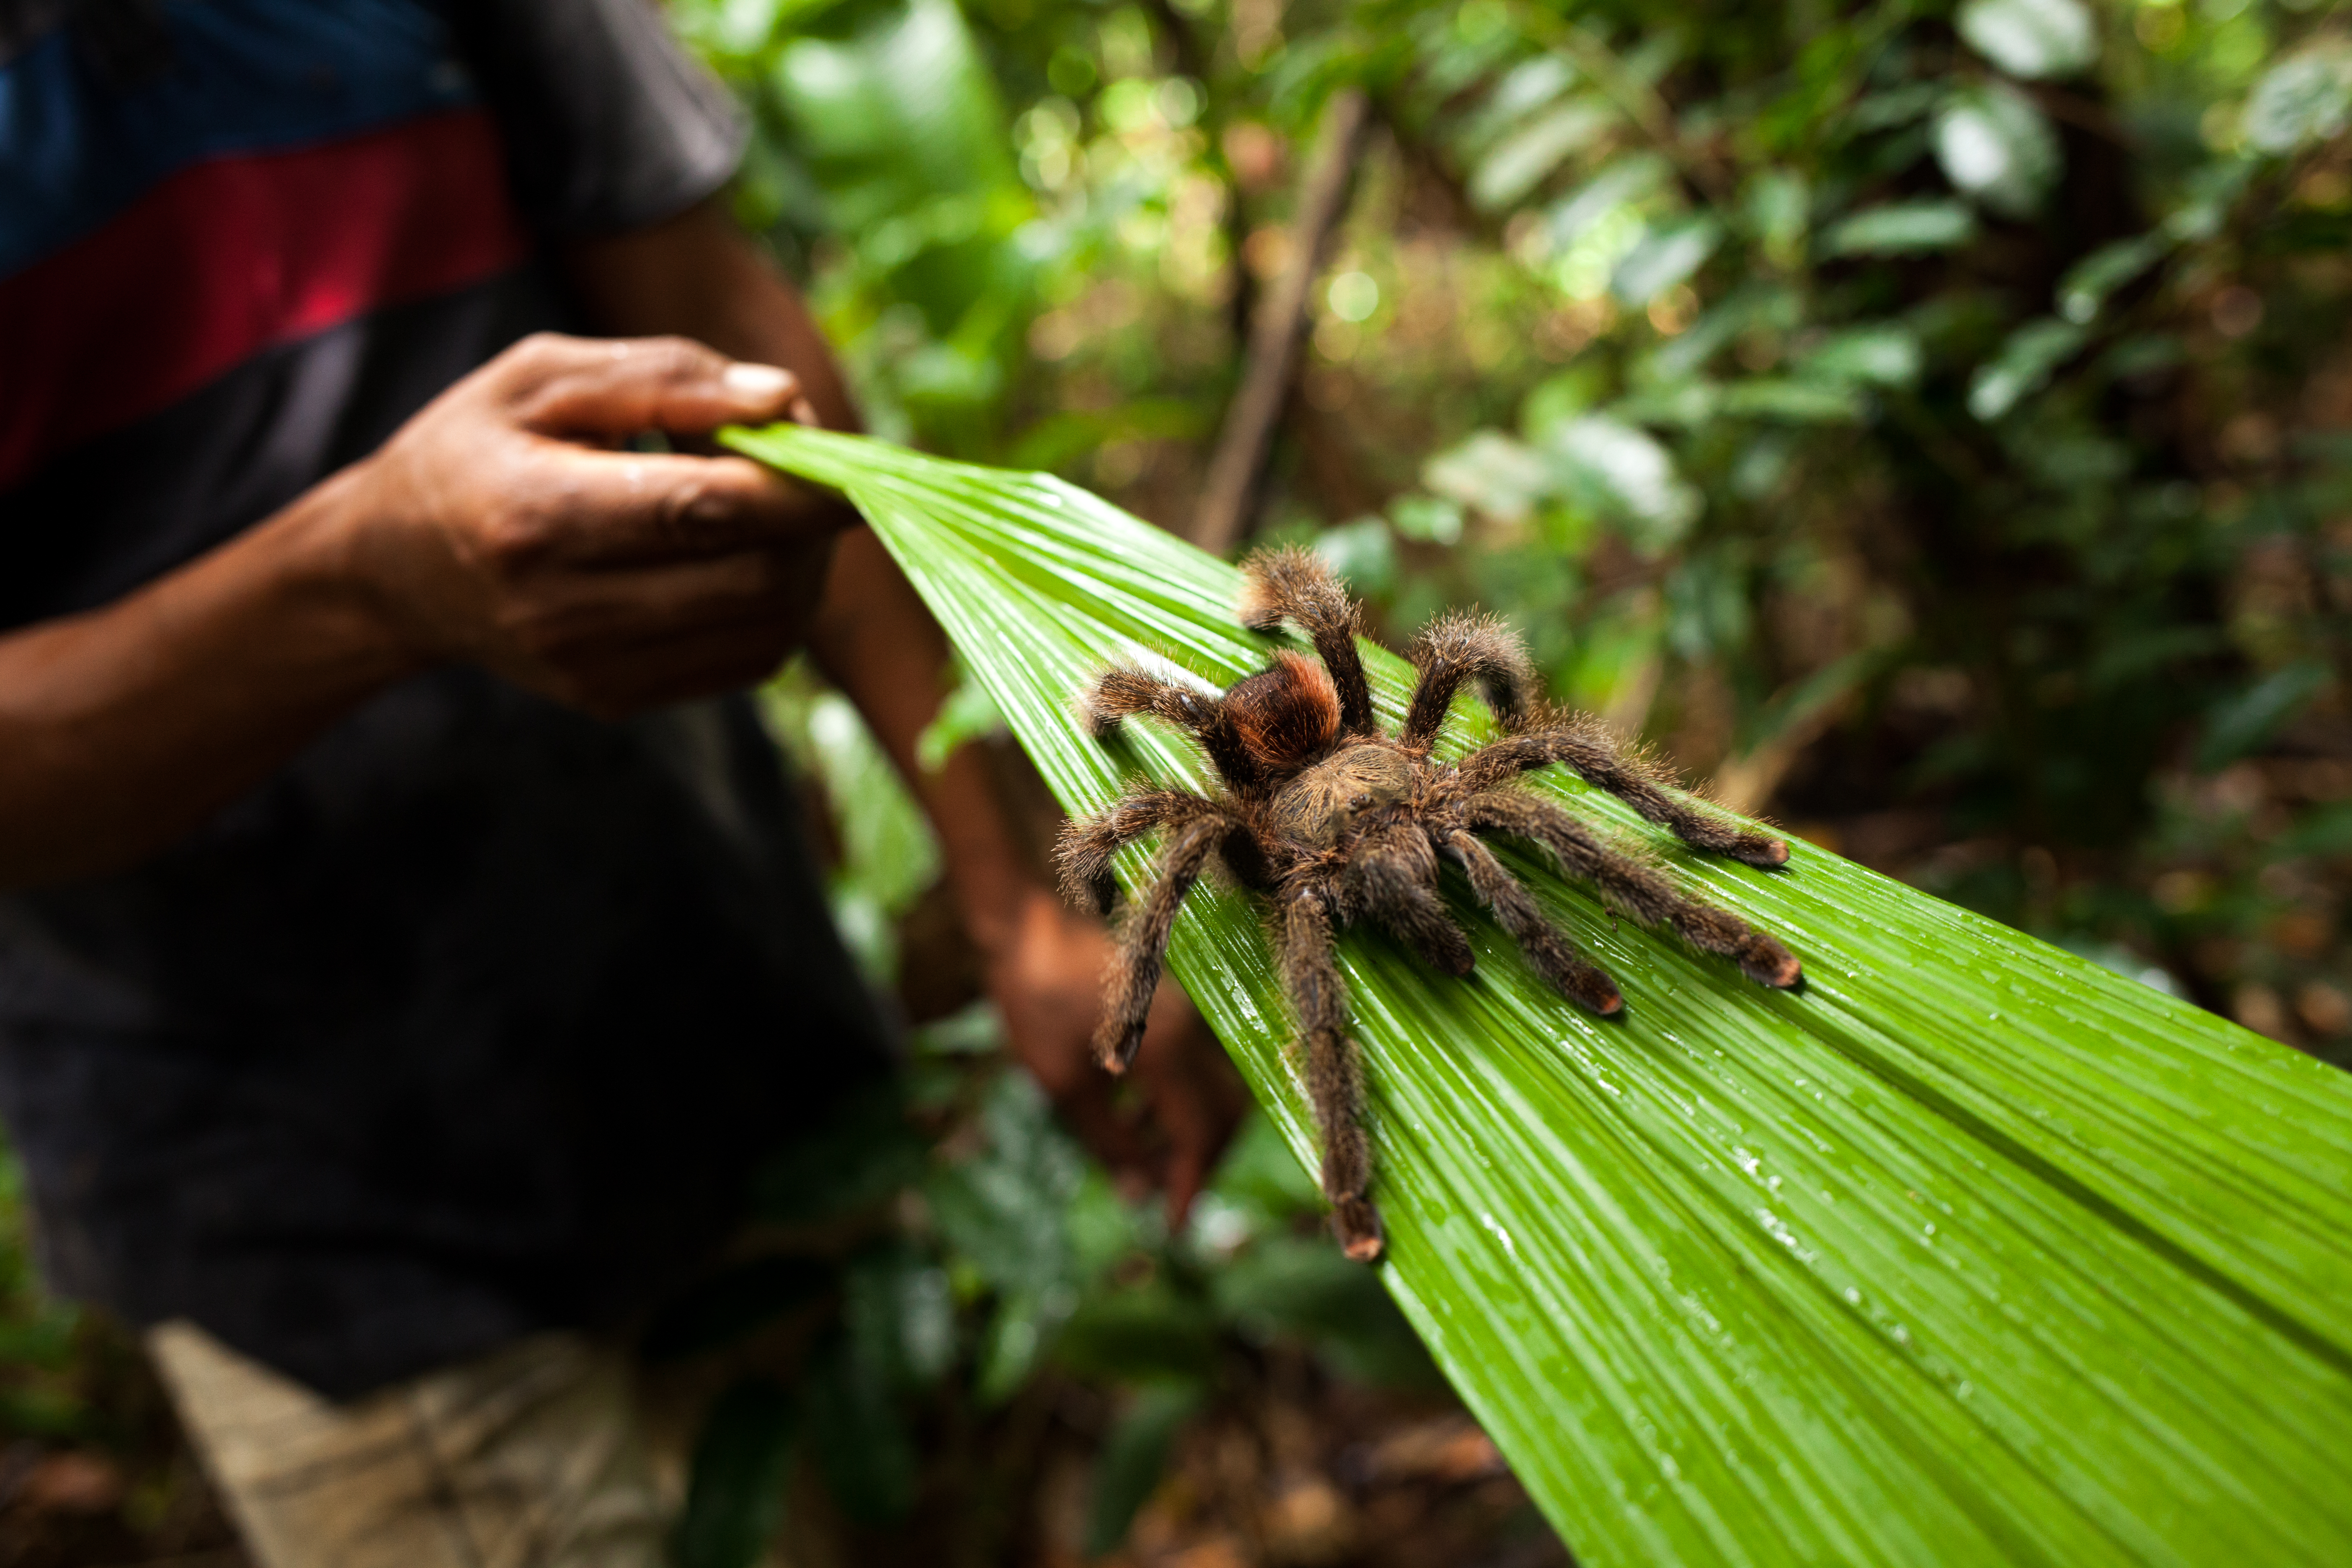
[1739,933,1804,989]
[1543,947,1623,1015]
[1093,1020,1144,1075]
[1333,1197,1385,1263]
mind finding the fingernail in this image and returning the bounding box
[722,362,794,401]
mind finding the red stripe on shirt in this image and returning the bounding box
[0,108,529,490]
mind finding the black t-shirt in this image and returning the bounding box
[0,0,890,1397]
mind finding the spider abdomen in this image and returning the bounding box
[1224,651,1343,776]
[1268,742,1415,849]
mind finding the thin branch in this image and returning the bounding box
[1192,87,1372,555]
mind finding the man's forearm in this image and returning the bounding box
[0,467,413,887]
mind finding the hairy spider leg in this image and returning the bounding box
[1056,789,1268,916]
[1277,883,1384,1261]
[1401,611,1536,747]
[1437,828,1625,1014]
[1345,820,1475,977]
[1459,792,1803,988]
[1085,668,1266,794]
[1238,547,1376,736]
[1091,817,1230,1073]
[1457,722,1790,868]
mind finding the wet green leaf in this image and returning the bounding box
[727,423,2352,1568]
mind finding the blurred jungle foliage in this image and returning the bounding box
[681,0,2352,1066]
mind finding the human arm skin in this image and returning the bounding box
[0,333,836,889]
[569,202,1244,1216]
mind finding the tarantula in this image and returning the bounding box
[1056,549,1801,1262]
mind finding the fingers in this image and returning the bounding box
[491,333,805,440]
[509,543,821,644]
[501,447,849,569]
[492,542,833,715]
[349,334,854,685]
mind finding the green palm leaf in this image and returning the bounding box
[726,422,2352,1567]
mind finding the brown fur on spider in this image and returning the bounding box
[1056,547,1801,1264]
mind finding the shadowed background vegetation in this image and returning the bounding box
[5,0,2352,1563]
[694,0,2352,1061]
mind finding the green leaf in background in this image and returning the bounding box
[804,1324,921,1523]
[1210,1233,1441,1389]
[1819,199,1979,257]
[2244,38,2352,155]
[1609,215,1722,307]
[1955,0,2098,80]
[1085,1382,1207,1557]
[1472,98,1615,212]
[1933,83,2061,219]
[769,0,1021,290]
[1794,323,1922,389]
[725,423,2352,1568]
[2197,660,2333,774]
[1968,317,2089,420]
[676,1377,800,1568]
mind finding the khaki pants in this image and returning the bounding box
[147,1321,670,1568]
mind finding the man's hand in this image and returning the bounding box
[346,332,848,718]
[985,888,1247,1226]
[0,328,850,888]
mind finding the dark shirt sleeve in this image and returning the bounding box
[440,0,747,237]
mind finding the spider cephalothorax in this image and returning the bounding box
[1058,548,1801,1261]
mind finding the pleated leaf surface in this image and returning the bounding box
[726,422,2352,1568]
